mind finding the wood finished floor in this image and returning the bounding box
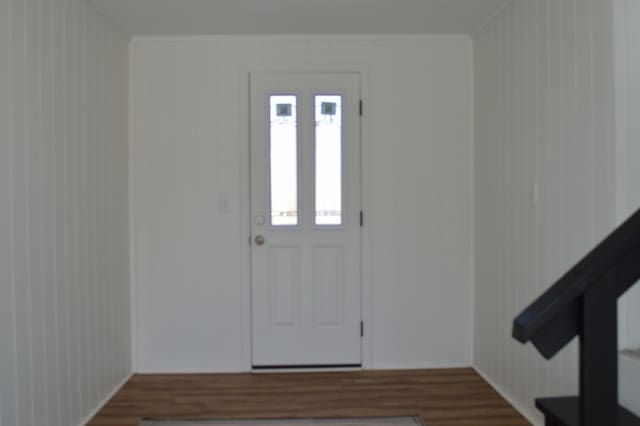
[89,368,530,426]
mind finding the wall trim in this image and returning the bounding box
[236,61,374,371]
[237,63,252,372]
[473,366,541,426]
[128,40,139,372]
[371,363,472,371]
[130,34,471,45]
[77,373,133,426]
[358,65,374,371]
[134,367,244,374]
[468,40,477,367]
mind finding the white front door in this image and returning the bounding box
[250,72,362,367]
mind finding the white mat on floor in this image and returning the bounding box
[139,416,424,426]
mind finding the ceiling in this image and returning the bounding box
[88,0,511,37]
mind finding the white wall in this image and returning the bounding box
[474,0,616,423]
[615,0,640,351]
[621,351,640,416]
[131,36,474,373]
[615,0,640,415]
[0,0,131,425]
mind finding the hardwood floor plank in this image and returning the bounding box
[88,369,530,426]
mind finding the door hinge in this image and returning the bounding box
[360,321,364,337]
[360,211,364,227]
[359,100,363,116]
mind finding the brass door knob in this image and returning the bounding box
[254,235,265,246]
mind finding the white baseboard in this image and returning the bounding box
[136,364,470,374]
[78,372,134,426]
[473,365,542,426]
[251,366,362,374]
[135,366,243,374]
[370,362,471,370]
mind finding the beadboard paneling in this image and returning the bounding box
[0,1,13,426]
[615,0,640,351]
[615,1,640,414]
[473,0,616,423]
[0,0,131,425]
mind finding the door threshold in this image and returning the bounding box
[252,364,362,373]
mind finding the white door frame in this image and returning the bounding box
[237,62,373,371]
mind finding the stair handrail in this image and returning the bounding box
[513,208,640,356]
[512,207,640,426]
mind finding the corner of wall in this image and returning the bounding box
[473,366,542,425]
[77,373,134,426]
[470,0,515,40]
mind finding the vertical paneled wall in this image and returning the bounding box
[0,0,131,425]
[616,0,640,413]
[473,0,616,423]
[0,0,12,424]
[616,0,640,351]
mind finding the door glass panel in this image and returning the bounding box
[315,95,343,225]
[270,95,298,226]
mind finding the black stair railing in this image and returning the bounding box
[513,207,640,426]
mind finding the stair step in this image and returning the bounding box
[536,397,640,426]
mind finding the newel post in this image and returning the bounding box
[579,270,618,425]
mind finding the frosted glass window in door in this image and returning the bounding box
[270,95,299,226]
[315,95,343,225]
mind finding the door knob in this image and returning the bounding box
[254,235,265,246]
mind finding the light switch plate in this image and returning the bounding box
[217,193,231,212]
